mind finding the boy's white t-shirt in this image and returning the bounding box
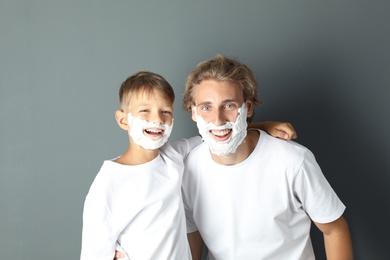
[182,130,345,260]
[81,136,202,260]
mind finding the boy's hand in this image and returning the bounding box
[249,121,297,140]
[114,250,125,259]
[266,121,297,140]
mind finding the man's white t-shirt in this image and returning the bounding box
[182,130,345,260]
[81,137,201,260]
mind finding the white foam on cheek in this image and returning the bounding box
[193,104,248,156]
[127,112,173,150]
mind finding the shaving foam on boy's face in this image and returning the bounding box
[127,112,173,150]
[193,103,248,156]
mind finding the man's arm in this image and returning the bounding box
[187,231,204,260]
[248,121,297,140]
[314,216,353,260]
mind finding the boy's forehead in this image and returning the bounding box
[126,89,173,107]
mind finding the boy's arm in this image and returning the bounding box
[187,231,204,260]
[248,121,297,140]
[314,216,353,260]
[81,201,118,260]
[170,136,203,158]
[114,251,125,259]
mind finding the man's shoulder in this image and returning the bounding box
[259,131,314,164]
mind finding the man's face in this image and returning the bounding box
[191,79,253,155]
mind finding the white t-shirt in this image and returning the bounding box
[182,130,345,260]
[81,137,202,260]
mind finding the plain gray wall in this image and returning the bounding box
[1,0,389,259]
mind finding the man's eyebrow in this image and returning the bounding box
[221,99,240,104]
[196,101,212,107]
[196,99,240,106]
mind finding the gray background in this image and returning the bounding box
[1,0,389,259]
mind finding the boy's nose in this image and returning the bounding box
[150,113,164,125]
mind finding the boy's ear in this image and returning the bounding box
[246,100,254,118]
[191,105,197,122]
[115,110,129,131]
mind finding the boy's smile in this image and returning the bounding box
[144,127,166,140]
[123,88,174,150]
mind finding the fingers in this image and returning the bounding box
[277,122,297,140]
[114,251,125,259]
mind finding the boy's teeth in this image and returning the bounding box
[146,128,162,134]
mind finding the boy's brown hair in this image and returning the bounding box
[119,71,175,110]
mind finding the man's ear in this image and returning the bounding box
[115,110,129,131]
[245,100,254,118]
[191,105,197,122]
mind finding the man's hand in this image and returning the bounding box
[249,121,297,140]
[114,250,124,259]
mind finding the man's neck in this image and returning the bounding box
[210,130,260,166]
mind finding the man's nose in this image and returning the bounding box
[210,109,226,126]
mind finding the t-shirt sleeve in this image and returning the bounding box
[293,150,346,224]
[171,136,203,160]
[81,180,122,260]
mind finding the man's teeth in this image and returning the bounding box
[211,129,231,136]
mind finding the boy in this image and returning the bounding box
[81,71,296,260]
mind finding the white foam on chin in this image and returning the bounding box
[194,104,248,156]
[127,112,173,150]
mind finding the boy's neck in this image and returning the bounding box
[115,145,160,166]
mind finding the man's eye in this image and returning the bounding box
[163,110,172,115]
[201,106,211,111]
[224,103,236,109]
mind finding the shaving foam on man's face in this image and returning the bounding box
[127,112,173,150]
[193,103,248,156]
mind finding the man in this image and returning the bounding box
[181,54,353,259]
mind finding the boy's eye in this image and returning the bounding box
[162,110,172,115]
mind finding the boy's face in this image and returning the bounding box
[123,89,174,149]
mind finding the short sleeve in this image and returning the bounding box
[293,150,346,223]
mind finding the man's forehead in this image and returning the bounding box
[194,80,243,101]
